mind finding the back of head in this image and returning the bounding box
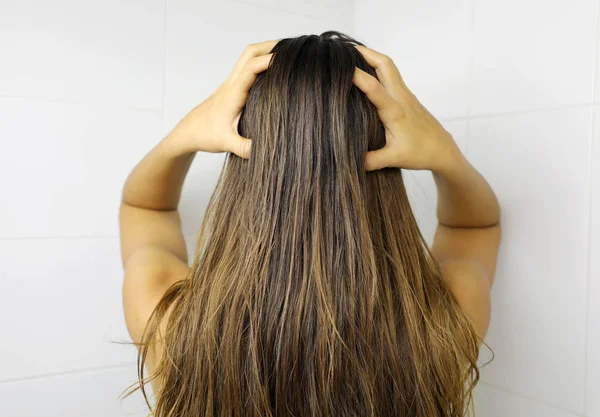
[139,31,480,417]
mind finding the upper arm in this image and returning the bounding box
[119,202,189,266]
[119,203,191,342]
[440,258,492,341]
[431,223,501,340]
[122,247,190,344]
[432,223,501,288]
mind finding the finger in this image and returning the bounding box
[364,148,393,171]
[227,134,252,159]
[354,45,407,97]
[353,67,398,124]
[232,53,274,94]
[229,40,279,82]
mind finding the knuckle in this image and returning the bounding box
[385,104,404,123]
[244,43,258,55]
[379,54,394,66]
[244,55,262,70]
[364,76,380,93]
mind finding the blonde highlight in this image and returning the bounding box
[123,31,485,417]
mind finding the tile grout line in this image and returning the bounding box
[582,106,596,417]
[440,101,600,124]
[591,0,600,104]
[0,362,136,386]
[0,233,199,241]
[0,235,119,241]
[478,381,583,416]
[0,94,162,113]
[582,0,600,413]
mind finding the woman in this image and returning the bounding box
[119,31,500,417]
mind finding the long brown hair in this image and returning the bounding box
[125,31,483,417]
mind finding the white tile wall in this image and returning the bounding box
[351,0,386,51]
[237,0,353,23]
[469,108,590,413]
[473,383,580,417]
[587,108,600,417]
[0,239,135,381]
[0,0,165,109]
[0,98,163,238]
[0,0,354,415]
[0,365,152,417]
[472,0,598,115]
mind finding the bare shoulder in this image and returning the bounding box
[122,246,191,345]
[440,258,492,342]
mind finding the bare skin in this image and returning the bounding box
[119,40,501,392]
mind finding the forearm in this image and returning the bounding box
[432,147,500,228]
[121,131,196,211]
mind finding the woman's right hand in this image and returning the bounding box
[352,45,463,173]
[168,40,278,159]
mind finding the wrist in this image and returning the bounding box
[161,126,198,158]
[431,141,469,180]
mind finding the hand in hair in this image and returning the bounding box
[352,45,461,173]
[168,40,278,159]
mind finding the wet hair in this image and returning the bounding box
[127,30,481,417]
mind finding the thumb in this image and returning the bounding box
[364,148,391,171]
[229,134,252,159]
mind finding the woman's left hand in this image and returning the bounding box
[169,40,278,158]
